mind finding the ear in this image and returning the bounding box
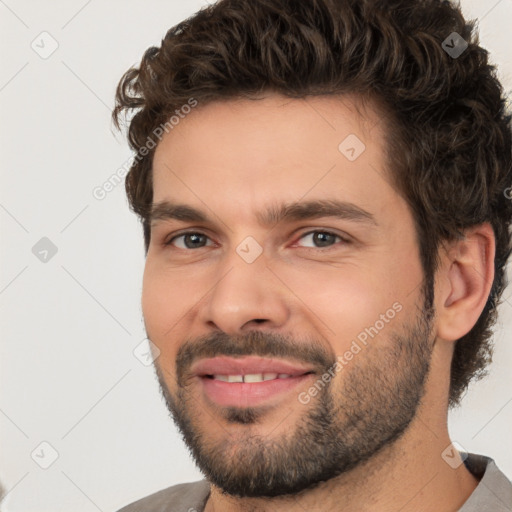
[435,222,495,342]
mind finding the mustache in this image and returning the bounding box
[175,330,336,384]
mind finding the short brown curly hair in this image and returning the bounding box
[112,0,512,409]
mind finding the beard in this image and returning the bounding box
[152,286,435,499]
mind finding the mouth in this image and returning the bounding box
[202,372,313,382]
[191,355,315,378]
[192,356,316,407]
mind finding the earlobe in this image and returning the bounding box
[436,223,495,342]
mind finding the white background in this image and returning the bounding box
[0,1,511,511]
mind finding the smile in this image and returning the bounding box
[205,373,299,382]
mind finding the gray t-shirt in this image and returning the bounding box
[116,453,512,511]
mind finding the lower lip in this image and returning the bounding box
[200,374,313,408]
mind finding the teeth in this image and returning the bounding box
[244,373,266,383]
[211,373,290,382]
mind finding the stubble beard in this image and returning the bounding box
[153,297,434,498]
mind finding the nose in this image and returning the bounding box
[200,251,290,335]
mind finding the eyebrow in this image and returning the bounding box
[149,199,378,228]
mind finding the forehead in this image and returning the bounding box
[151,93,401,224]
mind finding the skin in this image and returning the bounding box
[143,93,494,511]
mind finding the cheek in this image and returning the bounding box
[319,282,383,343]
[141,261,184,339]
[142,258,214,344]
[141,266,186,387]
[276,260,406,351]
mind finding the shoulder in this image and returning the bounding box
[459,452,512,512]
[116,479,210,512]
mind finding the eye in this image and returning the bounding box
[166,232,214,249]
[295,230,347,248]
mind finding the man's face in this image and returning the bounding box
[143,94,435,497]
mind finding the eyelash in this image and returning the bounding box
[163,229,351,250]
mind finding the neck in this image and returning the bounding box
[204,356,479,512]
[204,420,478,512]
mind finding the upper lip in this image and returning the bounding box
[191,356,315,377]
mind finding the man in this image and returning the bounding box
[112,0,512,510]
